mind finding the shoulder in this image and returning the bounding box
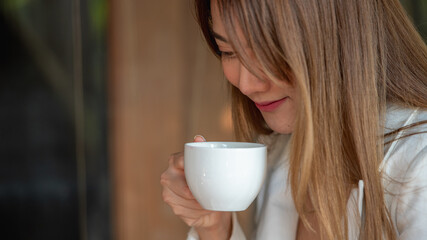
[381,105,427,194]
[382,105,427,176]
[384,104,427,136]
[381,105,427,196]
[382,106,427,236]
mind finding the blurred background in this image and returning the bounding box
[0,0,426,239]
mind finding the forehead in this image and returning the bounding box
[211,0,226,35]
[210,0,247,45]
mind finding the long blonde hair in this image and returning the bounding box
[195,0,427,239]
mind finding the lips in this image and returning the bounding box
[254,97,288,112]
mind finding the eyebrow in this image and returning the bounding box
[212,31,228,43]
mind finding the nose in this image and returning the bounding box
[237,63,269,96]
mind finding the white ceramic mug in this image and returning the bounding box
[184,142,267,211]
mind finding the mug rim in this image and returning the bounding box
[185,141,266,149]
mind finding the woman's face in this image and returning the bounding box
[211,1,299,134]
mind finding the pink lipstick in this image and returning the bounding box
[255,97,288,112]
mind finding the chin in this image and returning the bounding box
[264,118,294,134]
[260,103,296,135]
[272,127,293,135]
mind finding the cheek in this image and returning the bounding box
[221,60,240,87]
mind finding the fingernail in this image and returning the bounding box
[193,135,206,141]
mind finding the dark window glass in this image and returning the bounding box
[0,0,110,239]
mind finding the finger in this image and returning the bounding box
[160,169,194,200]
[169,152,184,171]
[170,203,211,219]
[162,187,204,210]
[180,216,198,227]
[180,216,211,227]
[168,179,195,200]
[182,216,210,228]
[193,135,206,142]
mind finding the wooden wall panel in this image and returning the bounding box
[108,0,250,239]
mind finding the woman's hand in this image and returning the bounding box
[160,135,232,239]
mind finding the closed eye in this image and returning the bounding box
[219,51,237,60]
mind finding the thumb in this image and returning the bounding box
[193,135,206,142]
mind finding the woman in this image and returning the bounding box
[160,0,427,239]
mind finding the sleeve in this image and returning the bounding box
[186,212,247,240]
[394,146,427,239]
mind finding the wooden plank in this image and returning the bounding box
[109,0,239,239]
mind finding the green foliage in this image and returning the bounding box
[401,0,427,41]
[2,0,31,11]
[89,0,107,37]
